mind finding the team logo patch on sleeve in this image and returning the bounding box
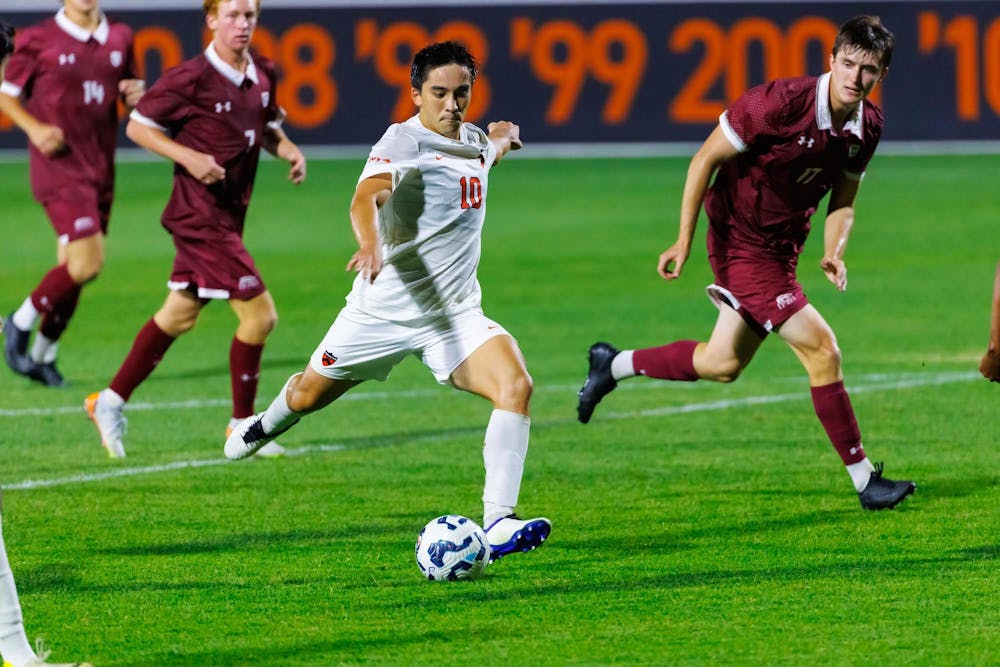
[321,351,338,367]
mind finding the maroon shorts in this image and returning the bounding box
[707,252,808,337]
[42,188,112,244]
[168,232,267,301]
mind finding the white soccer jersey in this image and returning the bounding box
[347,115,498,323]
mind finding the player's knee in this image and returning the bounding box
[66,255,103,283]
[498,370,533,409]
[704,356,745,383]
[817,341,842,372]
[172,315,199,335]
[259,310,278,336]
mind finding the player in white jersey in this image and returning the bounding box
[225,41,551,563]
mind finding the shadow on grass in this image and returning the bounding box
[93,523,414,557]
[115,631,460,667]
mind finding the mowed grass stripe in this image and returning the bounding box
[4,369,977,492]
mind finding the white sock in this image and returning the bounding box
[10,299,38,333]
[29,334,57,364]
[100,388,125,409]
[261,374,301,434]
[0,518,38,667]
[482,409,530,527]
[610,350,636,381]
[847,457,876,492]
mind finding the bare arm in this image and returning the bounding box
[658,125,739,280]
[263,125,306,185]
[0,91,65,156]
[981,262,1000,382]
[820,174,861,292]
[346,173,392,283]
[487,120,522,164]
[126,118,225,184]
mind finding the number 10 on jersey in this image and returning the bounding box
[460,177,483,209]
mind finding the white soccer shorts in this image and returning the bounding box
[308,302,510,383]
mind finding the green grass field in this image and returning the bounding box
[0,153,997,666]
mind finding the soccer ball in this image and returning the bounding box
[415,515,490,581]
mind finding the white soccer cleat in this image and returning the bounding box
[84,391,127,459]
[226,421,286,459]
[484,514,552,563]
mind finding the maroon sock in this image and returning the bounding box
[810,381,866,464]
[38,285,82,341]
[30,264,78,314]
[109,319,176,401]
[632,340,700,381]
[230,337,263,419]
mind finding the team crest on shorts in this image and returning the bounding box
[74,216,96,232]
[110,51,122,67]
[775,292,797,310]
[238,275,260,291]
[321,351,337,367]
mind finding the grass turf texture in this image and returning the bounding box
[0,155,997,666]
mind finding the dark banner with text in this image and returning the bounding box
[1,2,998,147]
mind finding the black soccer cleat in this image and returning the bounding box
[858,462,916,510]
[577,341,620,424]
[2,313,35,378]
[28,360,66,387]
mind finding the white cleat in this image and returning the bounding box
[484,514,552,563]
[226,421,286,459]
[225,413,297,461]
[84,391,127,459]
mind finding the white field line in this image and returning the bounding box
[0,369,972,419]
[4,444,346,491]
[2,370,980,492]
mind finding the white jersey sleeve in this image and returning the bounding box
[358,123,420,185]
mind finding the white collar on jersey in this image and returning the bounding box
[404,115,486,159]
[55,7,110,45]
[815,72,864,139]
[204,42,260,88]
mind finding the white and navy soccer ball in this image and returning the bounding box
[415,515,490,581]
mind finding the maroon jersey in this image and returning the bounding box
[0,10,136,201]
[132,46,282,239]
[705,73,883,258]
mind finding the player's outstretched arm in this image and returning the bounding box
[661,125,737,281]
[263,125,306,184]
[981,262,1000,382]
[487,120,522,164]
[346,174,392,283]
[821,175,861,292]
[0,92,65,157]
[126,118,225,185]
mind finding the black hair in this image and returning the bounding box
[833,15,894,69]
[410,41,478,90]
[0,19,14,59]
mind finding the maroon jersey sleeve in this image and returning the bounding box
[1,25,42,93]
[257,56,283,128]
[722,80,790,152]
[134,64,196,130]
